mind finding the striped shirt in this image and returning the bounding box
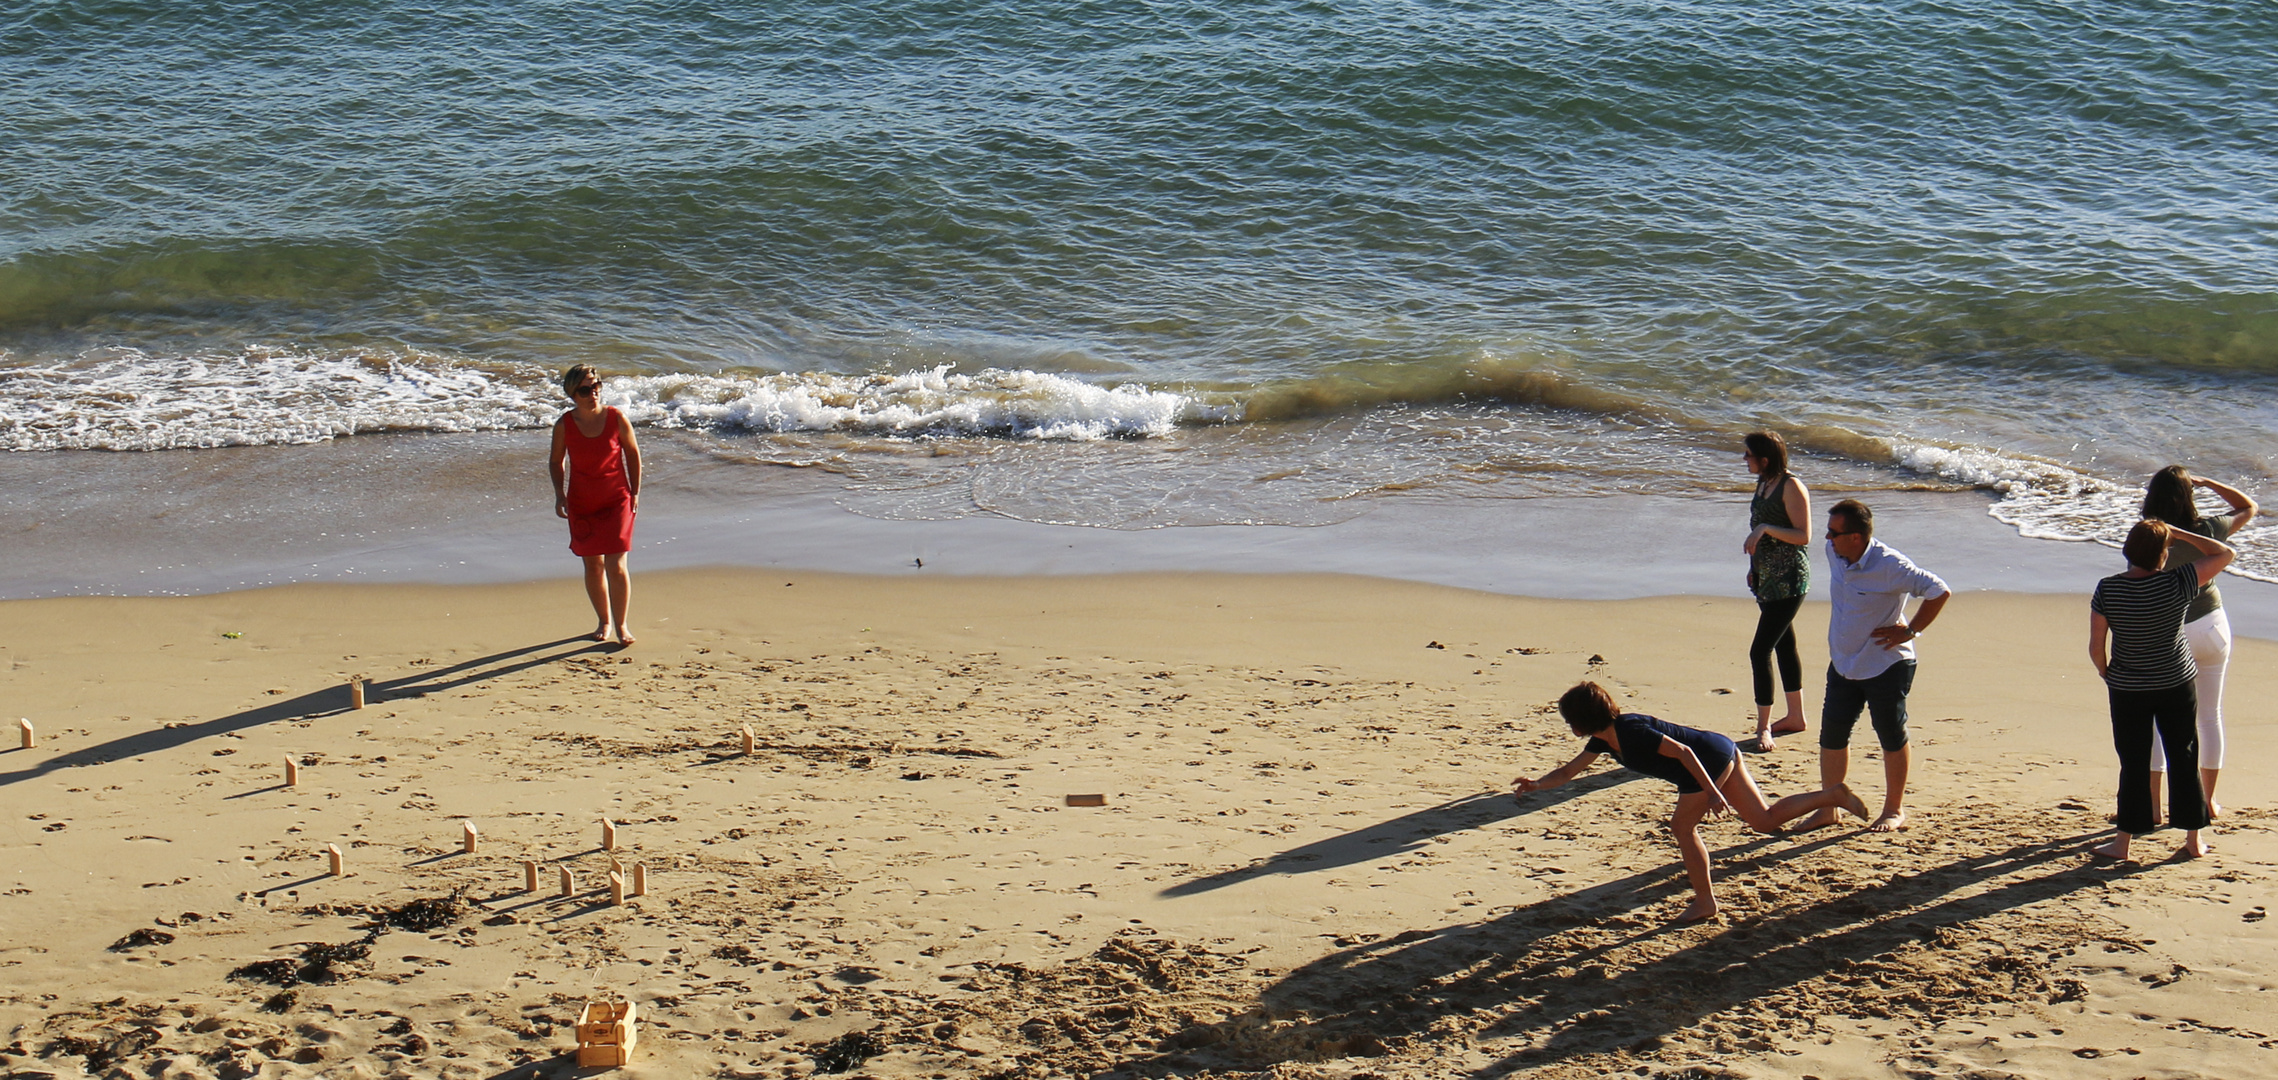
[2091,564,2199,691]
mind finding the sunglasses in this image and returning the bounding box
[573,382,601,396]
[1826,528,1863,538]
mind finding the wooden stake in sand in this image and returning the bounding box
[462,820,479,854]
[609,856,624,881]
[326,844,346,877]
[17,718,32,750]
[283,757,299,787]
[522,859,539,893]
[609,871,626,907]
[741,724,755,756]
[631,863,647,897]
[349,679,365,710]
[557,866,574,898]
[600,818,617,851]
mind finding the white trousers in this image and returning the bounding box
[2151,608,2230,773]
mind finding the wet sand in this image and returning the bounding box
[2,570,2273,1078]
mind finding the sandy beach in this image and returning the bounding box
[3,569,2273,1079]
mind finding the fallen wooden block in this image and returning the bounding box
[522,859,539,893]
[557,866,574,898]
[327,844,346,877]
[283,757,299,787]
[1065,793,1107,807]
[600,818,617,851]
[349,679,365,710]
[608,871,626,907]
[462,821,479,854]
[17,718,32,750]
[631,863,647,897]
[575,1000,638,1067]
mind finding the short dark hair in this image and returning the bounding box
[1828,498,1873,539]
[1557,682,1621,735]
[560,363,601,400]
[1743,431,1790,479]
[2123,518,2170,571]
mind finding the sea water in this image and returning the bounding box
[3,1,2273,596]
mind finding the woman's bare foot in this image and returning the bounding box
[1769,715,1808,736]
[589,625,611,643]
[1794,806,1842,832]
[2090,835,2132,861]
[1742,733,1776,753]
[1675,896,1720,924]
[2179,833,2212,859]
[1867,809,1908,833]
[1836,783,1870,822]
[2207,801,2223,821]
[614,625,635,646]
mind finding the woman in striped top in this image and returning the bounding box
[2089,519,2234,862]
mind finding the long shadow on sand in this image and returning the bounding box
[0,636,605,789]
[1120,825,2122,1078]
[1160,773,1635,897]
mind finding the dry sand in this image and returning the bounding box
[2,569,2273,1079]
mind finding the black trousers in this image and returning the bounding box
[1750,596,1805,707]
[2110,681,2209,835]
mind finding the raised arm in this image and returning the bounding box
[2195,476,2258,531]
[1513,749,1600,797]
[2167,528,2235,588]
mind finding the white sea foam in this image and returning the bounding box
[608,366,1229,440]
[0,347,559,451]
[1891,439,2274,584]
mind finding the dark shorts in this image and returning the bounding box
[1822,659,1916,752]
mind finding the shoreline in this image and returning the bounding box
[2,569,2273,1077]
[7,430,2275,641]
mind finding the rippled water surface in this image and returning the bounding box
[3,0,2274,574]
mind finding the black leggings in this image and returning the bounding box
[1750,596,1805,708]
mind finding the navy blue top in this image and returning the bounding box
[1584,713,1738,794]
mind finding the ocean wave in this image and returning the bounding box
[0,347,557,452]
[610,367,1230,440]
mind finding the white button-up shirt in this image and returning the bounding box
[1825,537,1949,681]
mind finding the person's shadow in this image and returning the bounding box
[0,635,605,789]
[1160,773,1634,897]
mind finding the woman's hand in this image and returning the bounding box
[554,494,570,520]
[1512,775,1542,797]
[1743,526,1762,556]
[1702,788,1733,817]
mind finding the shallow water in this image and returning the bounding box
[3,0,2272,581]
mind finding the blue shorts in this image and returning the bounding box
[1822,660,1915,752]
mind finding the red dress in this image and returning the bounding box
[561,407,635,556]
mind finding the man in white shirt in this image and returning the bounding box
[1799,499,1950,833]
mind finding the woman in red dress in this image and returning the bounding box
[549,365,642,644]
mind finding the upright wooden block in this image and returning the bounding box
[462,820,479,854]
[349,680,365,710]
[631,863,647,897]
[600,818,617,851]
[557,866,574,897]
[608,856,624,879]
[741,724,755,755]
[608,871,626,907]
[522,859,539,893]
[326,844,346,877]
[18,718,32,749]
[283,757,299,787]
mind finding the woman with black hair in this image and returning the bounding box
[1740,431,1812,751]
[2138,466,2257,820]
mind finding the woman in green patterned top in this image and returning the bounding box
[1741,431,1813,752]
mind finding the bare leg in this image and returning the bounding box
[1669,792,1718,923]
[1797,747,1848,831]
[2146,771,2166,827]
[581,555,610,640]
[1868,745,1910,832]
[1722,761,1865,833]
[1752,704,1776,751]
[603,552,633,644]
[2202,767,2220,819]
[2180,827,2211,859]
[1771,689,1807,735]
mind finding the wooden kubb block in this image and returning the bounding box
[576,1000,638,1066]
